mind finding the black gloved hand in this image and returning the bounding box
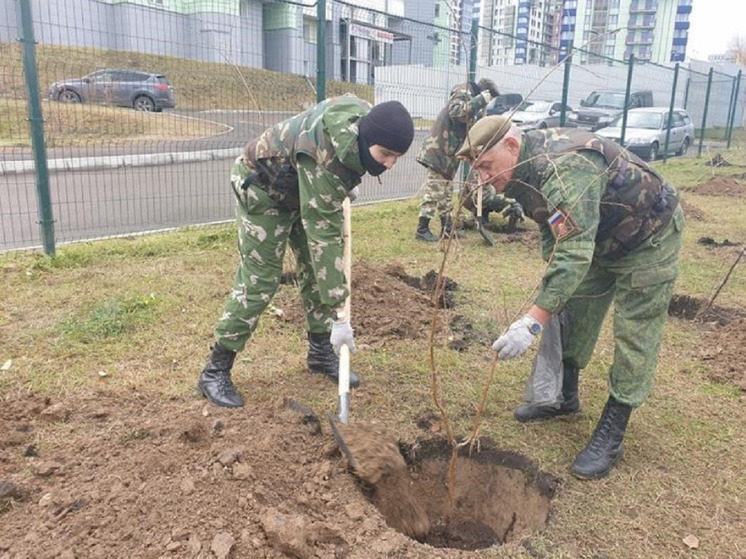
[502,201,525,222]
[477,78,500,98]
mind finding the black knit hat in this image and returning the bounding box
[358,101,415,154]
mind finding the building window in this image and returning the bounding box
[303,18,317,44]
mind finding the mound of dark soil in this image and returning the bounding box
[695,176,745,197]
[706,154,731,167]
[276,261,457,345]
[697,237,741,248]
[701,319,746,391]
[668,294,746,326]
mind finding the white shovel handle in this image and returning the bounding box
[338,198,352,423]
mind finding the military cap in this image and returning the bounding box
[455,115,512,159]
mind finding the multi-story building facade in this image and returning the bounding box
[557,0,693,64]
[475,0,562,66]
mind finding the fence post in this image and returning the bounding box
[725,73,738,142]
[316,0,326,103]
[726,70,742,149]
[559,41,573,127]
[469,19,478,84]
[663,62,679,163]
[697,67,714,157]
[683,75,691,110]
[619,54,635,147]
[17,0,55,255]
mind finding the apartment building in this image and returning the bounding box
[557,0,693,64]
[475,0,562,66]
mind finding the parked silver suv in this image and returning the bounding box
[48,69,175,112]
[595,107,695,161]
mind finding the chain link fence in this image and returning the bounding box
[1,0,744,253]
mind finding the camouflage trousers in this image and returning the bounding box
[214,159,333,353]
[561,206,684,407]
[418,169,455,220]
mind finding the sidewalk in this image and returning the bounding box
[0,147,241,175]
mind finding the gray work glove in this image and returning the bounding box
[477,78,500,98]
[347,186,359,203]
[331,321,357,355]
[492,314,541,360]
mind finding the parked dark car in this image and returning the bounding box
[48,69,175,112]
[568,89,653,131]
[595,107,695,161]
[485,93,524,116]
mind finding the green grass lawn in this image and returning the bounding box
[1,149,745,557]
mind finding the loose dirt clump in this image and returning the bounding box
[697,237,741,248]
[706,154,731,167]
[384,264,458,309]
[701,319,746,390]
[333,421,431,539]
[694,176,745,197]
[668,294,746,326]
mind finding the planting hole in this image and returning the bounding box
[369,438,559,551]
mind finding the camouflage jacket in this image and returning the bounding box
[416,87,490,180]
[239,95,369,309]
[504,128,680,313]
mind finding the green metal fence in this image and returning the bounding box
[1,0,744,254]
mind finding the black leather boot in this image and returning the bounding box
[514,362,581,422]
[440,215,464,239]
[197,343,244,408]
[415,216,439,242]
[308,332,361,388]
[571,396,633,480]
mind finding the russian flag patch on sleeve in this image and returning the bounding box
[547,208,579,241]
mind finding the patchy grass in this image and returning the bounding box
[1,147,746,557]
[0,98,227,147]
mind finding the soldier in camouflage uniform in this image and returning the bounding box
[198,95,414,408]
[456,116,683,480]
[415,78,500,241]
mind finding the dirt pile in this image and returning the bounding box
[277,261,458,345]
[668,293,746,326]
[0,393,430,559]
[0,390,560,558]
[701,319,746,391]
[694,176,745,197]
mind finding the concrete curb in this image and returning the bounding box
[0,148,241,175]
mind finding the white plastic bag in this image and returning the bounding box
[522,311,569,408]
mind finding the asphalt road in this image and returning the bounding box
[0,136,427,252]
[0,110,283,162]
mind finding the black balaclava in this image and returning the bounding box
[357,101,414,176]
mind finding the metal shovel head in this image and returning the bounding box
[327,413,358,471]
[477,221,495,247]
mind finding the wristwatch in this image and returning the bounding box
[332,309,346,322]
[526,317,543,335]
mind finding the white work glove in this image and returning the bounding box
[492,314,542,360]
[347,186,359,203]
[331,320,356,355]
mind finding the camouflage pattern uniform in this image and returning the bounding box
[417,86,491,219]
[215,95,368,352]
[504,128,684,407]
